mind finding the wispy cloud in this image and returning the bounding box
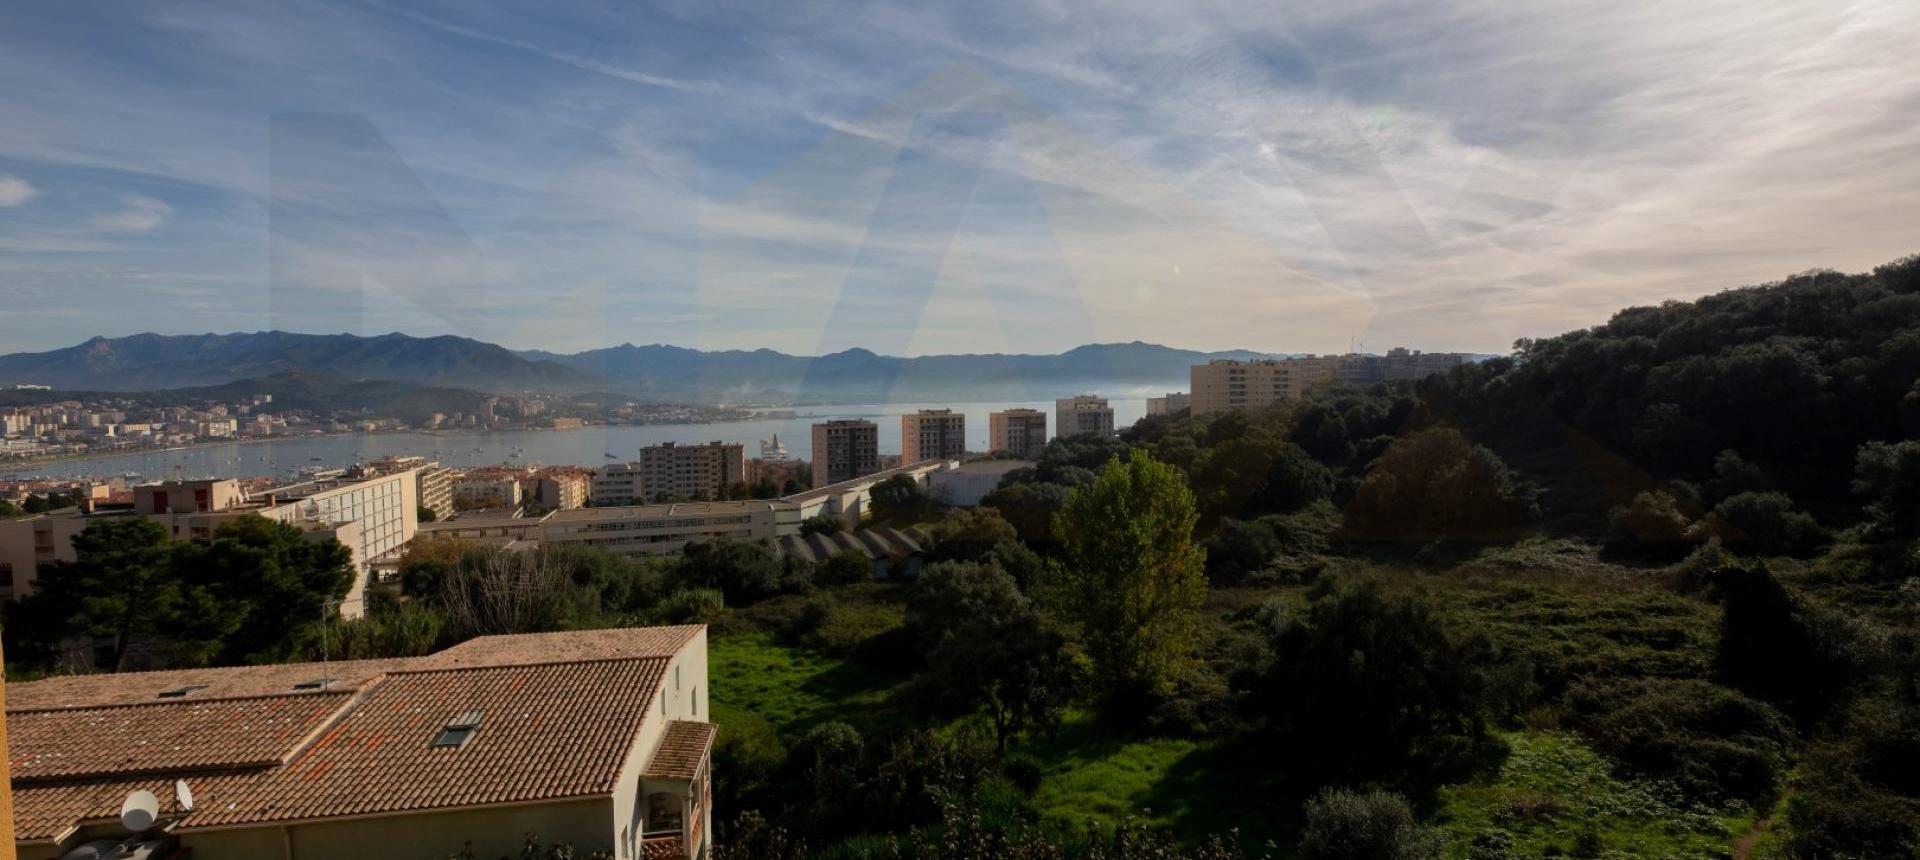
[0,174,35,206]
[91,194,174,233]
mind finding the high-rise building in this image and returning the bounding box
[535,468,592,510]
[1145,392,1190,417]
[360,455,453,520]
[901,409,967,463]
[811,419,879,487]
[638,441,746,502]
[1334,347,1472,385]
[1189,357,1340,415]
[988,408,1048,457]
[1055,395,1115,438]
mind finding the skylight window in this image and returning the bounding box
[156,685,206,699]
[431,710,484,748]
[292,677,336,690]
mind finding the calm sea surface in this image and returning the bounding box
[7,399,1150,481]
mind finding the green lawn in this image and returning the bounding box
[1435,731,1764,860]
[709,631,903,738]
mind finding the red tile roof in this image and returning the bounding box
[5,625,711,844]
[8,693,351,782]
[645,721,716,781]
[5,659,411,710]
[417,626,702,670]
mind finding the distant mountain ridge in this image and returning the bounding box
[0,331,1293,403]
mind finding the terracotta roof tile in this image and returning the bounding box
[180,659,668,827]
[9,693,351,782]
[6,659,410,711]
[645,720,716,781]
[416,626,702,669]
[4,625,711,841]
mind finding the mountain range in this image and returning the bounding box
[0,331,1300,404]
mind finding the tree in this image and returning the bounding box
[1052,449,1207,703]
[816,549,873,586]
[1202,519,1279,585]
[180,517,356,663]
[924,508,1020,564]
[799,514,845,536]
[870,474,935,524]
[1856,439,1920,542]
[674,537,787,605]
[416,504,438,523]
[1343,428,1539,542]
[1297,788,1442,860]
[980,481,1071,546]
[1697,491,1826,556]
[17,517,204,671]
[0,498,19,518]
[1245,581,1498,785]
[906,561,1075,753]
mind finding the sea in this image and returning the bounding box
[5,399,1150,482]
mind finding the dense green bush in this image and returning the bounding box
[1241,581,1502,786]
[817,549,875,586]
[1342,428,1540,543]
[1697,491,1827,556]
[1562,677,1793,803]
[1297,788,1442,860]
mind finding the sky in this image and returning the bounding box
[1,0,1916,358]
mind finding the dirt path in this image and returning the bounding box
[1733,789,1794,860]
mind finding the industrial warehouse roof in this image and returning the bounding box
[776,526,925,564]
[5,626,709,845]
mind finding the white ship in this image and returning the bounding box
[760,433,791,462]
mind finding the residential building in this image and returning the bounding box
[811,419,879,487]
[1189,357,1340,415]
[452,470,526,511]
[359,456,453,521]
[1145,392,1190,417]
[3,472,418,619]
[1055,395,1115,438]
[6,626,715,860]
[1334,347,1472,385]
[637,441,745,502]
[988,408,1048,457]
[1190,351,1471,415]
[536,468,592,511]
[900,409,966,463]
[593,462,645,507]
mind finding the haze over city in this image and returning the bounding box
[4,1,1917,358]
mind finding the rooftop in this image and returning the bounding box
[6,625,708,845]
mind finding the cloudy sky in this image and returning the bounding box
[1,0,1916,357]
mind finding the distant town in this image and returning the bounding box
[1,349,1468,605]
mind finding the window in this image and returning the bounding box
[156,685,206,699]
[293,677,336,690]
[692,687,699,716]
[675,664,681,690]
[431,710,483,748]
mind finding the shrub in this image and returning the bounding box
[1603,490,1699,560]
[1297,787,1442,860]
[1698,491,1827,556]
[1563,677,1793,803]
[1343,428,1540,542]
[653,588,721,624]
[816,549,874,586]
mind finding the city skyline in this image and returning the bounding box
[3,2,1915,357]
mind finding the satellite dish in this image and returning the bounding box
[175,779,195,812]
[120,790,160,832]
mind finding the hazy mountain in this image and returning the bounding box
[0,369,493,425]
[0,332,1290,403]
[522,340,1286,403]
[0,332,590,393]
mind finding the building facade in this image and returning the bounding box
[1189,357,1340,415]
[1055,395,1115,438]
[1145,392,1190,417]
[452,470,527,511]
[593,462,644,507]
[811,419,879,487]
[900,409,966,463]
[637,441,745,502]
[988,408,1048,457]
[536,469,592,511]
